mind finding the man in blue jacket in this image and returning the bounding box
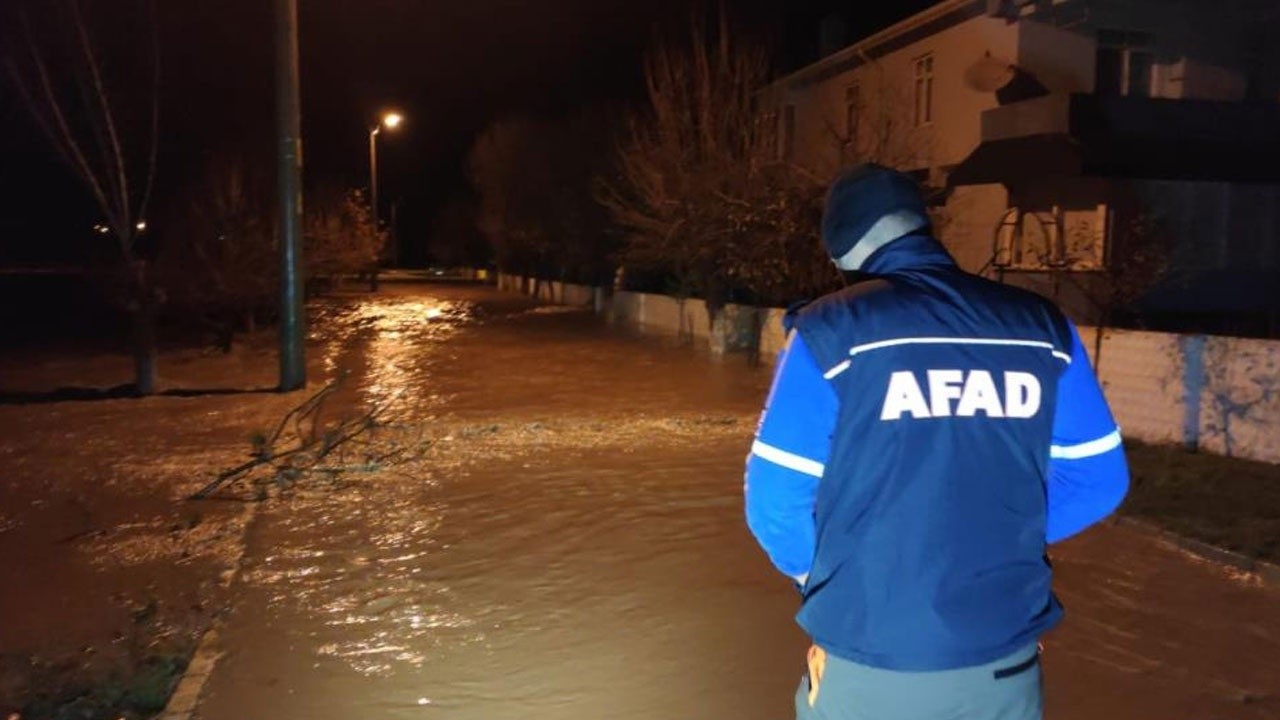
[744,164,1129,720]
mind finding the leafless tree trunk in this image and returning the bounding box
[1068,210,1173,373]
[6,0,162,394]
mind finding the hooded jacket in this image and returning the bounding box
[744,176,1128,672]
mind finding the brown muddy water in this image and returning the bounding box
[90,285,1280,719]
[196,286,811,720]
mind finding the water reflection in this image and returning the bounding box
[313,295,474,412]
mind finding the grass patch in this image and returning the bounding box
[1122,442,1280,564]
[5,597,197,720]
[13,651,189,720]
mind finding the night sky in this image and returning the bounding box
[0,0,936,267]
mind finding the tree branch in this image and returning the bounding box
[136,0,161,231]
[9,15,118,233]
[68,0,132,249]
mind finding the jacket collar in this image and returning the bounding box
[859,232,957,276]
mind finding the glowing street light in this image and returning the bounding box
[369,111,404,240]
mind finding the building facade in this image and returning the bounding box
[772,0,1280,331]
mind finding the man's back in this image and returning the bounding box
[790,247,1072,671]
[744,163,1127,720]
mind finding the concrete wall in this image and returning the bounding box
[497,273,780,356]
[608,292,790,358]
[1086,327,1186,446]
[496,275,600,308]
[1196,336,1280,462]
[497,272,1280,464]
[1087,328,1280,464]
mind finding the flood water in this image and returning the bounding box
[193,284,1280,720]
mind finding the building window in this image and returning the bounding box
[844,83,860,149]
[913,54,934,126]
[1096,29,1153,97]
[781,104,796,161]
[761,107,778,149]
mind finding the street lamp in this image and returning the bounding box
[369,111,403,242]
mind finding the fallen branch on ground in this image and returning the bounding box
[189,377,410,501]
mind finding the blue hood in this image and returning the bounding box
[821,164,956,275]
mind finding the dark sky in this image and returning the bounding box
[0,0,935,266]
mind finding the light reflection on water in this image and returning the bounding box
[313,295,475,413]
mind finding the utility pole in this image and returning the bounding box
[367,113,402,273]
[369,126,380,234]
[390,199,399,267]
[276,0,305,391]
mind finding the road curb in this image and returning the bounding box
[158,501,259,720]
[1114,516,1280,588]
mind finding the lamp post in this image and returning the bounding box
[368,112,403,250]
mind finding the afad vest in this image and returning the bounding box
[790,234,1074,671]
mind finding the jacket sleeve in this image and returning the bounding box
[1046,322,1130,544]
[744,331,839,582]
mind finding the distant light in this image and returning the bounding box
[136,221,147,231]
[93,223,109,235]
[382,112,403,130]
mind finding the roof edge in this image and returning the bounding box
[770,0,985,91]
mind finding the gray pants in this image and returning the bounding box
[795,644,1042,720]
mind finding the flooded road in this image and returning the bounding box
[193,284,1280,720]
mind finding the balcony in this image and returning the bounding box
[950,93,1280,186]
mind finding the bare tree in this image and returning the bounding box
[819,58,935,176]
[427,190,490,270]
[598,9,766,303]
[1070,210,1174,369]
[468,118,556,281]
[720,163,834,307]
[159,158,277,349]
[469,111,616,287]
[598,9,837,313]
[305,188,386,289]
[5,0,162,393]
